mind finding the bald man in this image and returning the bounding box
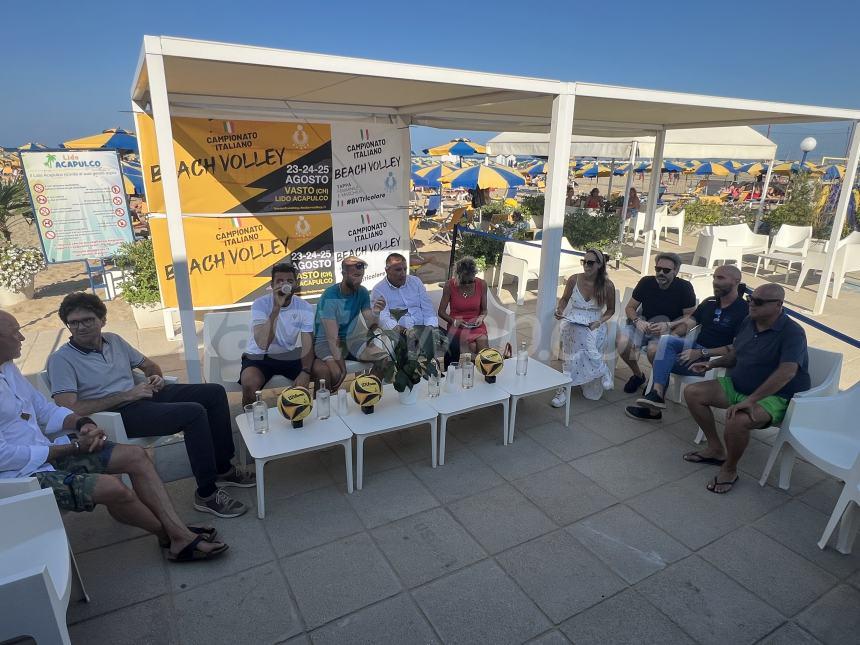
[684,284,810,494]
[627,265,749,420]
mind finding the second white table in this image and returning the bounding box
[492,358,572,443]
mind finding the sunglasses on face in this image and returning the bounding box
[580,259,599,267]
[344,262,367,271]
[655,266,673,274]
[746,295,782,306]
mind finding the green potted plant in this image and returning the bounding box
[379,331,439,405]
[113,239,164,328]
[0,243,46,306]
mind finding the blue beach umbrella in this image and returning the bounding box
[120,160,144,195]
[63,127,138,154]
[440,164,526,189]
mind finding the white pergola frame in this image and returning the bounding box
[132,36,860,381]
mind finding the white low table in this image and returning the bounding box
[427,376,510,466]
[337,384,438,490]
[493,358,572,444]
[236,408,353,519]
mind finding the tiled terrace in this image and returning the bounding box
[48,374,860,645]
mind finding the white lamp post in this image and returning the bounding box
[799,136,817,168]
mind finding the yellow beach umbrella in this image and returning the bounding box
[440,164,526,189]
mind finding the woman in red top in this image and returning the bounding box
[585,188,603,209]
[438,256,489,361]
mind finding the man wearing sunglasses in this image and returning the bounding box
[626,265,748,421]
[684,284,810,494]
[314,255,388,388]
[617,252,696,394]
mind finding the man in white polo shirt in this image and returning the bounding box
[48,292,253,519]
[239,262,327,405]
[370,252,438,358]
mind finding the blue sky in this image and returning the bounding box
[3,0,858,161]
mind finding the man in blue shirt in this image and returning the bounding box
[683,284,810,494]
[315,256,387,388]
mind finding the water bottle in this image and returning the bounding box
[337,389,349,415]
[316,379,331,420]
[461,353,474,389]
[252,390,269,433]
[516,341,529,376]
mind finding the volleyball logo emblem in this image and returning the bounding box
[278,386,313,427]
[351,374,383,412]
[476,348,504,381]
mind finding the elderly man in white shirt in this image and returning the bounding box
[370,252,439,358]
[0,311,228,563]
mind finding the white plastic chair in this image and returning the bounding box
[754,224,812,277]
[0,477,89,605]
[758,382,860,553]
[691,223,769,267]
[693,346,842,444]
[497,238,583,305]
[0,488,76,644]
[795,232,860,298]
[658,208,685,246]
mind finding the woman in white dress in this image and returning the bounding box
[551,249,617,406]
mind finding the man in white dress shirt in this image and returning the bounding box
[370,252,438,358]
[0,311,228,562]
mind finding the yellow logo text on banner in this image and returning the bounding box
[150,214,335,308]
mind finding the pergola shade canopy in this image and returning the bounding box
[486,126,778,161]
[132,36,860,137]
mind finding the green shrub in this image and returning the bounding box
[684,201,726,227]
[763,174,826,235]
[455,229,504,267]
[113,239,161,306]
[563,209,621,251]
[519,194,544,222]
[480,200,512,217]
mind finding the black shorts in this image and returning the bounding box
[239,354,303,384]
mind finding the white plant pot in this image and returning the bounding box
[398,386,418,406]
[0,276,35,306]
[131,303,165,329]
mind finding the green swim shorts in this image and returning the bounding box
[717,377,789,425]
[34,442,116,513]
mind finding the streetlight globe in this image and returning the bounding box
[800,137,817,153]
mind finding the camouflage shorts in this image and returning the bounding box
[34,441,116,513]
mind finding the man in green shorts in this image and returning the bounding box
[0,311,229,562]
[683,284,810,494]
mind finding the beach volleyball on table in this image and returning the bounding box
[476,348,504,383]
[351,374,382,414]
[278,386,313,428]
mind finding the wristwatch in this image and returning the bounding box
[701,348,710,358]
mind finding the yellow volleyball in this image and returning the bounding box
[350,374,383,407]
[476,348,504,377]
[277,386,312,422]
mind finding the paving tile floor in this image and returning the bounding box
[22,379,860,644]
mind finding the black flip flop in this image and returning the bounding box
[683,451,726,466]
[706,475,739,494]
[159,526,218,549]
[166,535,229,562]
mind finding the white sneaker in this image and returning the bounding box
[550,388,567,408]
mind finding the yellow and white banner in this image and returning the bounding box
[150,213,335,308]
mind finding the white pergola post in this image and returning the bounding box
[535,90,575,361]
[814,120,860,315]
[146,44,202,382]
[618,142,638,244]
[753,156,775,232]
[640,129,666,274]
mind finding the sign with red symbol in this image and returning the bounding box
[114,208,125,217]
[39,207,50,216]
[33,183,45,193]
[117,219,128,228]
[42,218,53,228]
[45,230,56,240]
[112,196,123,205]
[36,195,48,205]
[111,185,121,194]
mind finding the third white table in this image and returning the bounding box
[493,358,572,443]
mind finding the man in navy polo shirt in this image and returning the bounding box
[683,284,810,494]
[48,292,254,518]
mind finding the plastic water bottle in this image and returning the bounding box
[317,379,331,420]
[337,389,349,415]
[516,342,529,376]
[252,390,269,433]
[460,353,474,389]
